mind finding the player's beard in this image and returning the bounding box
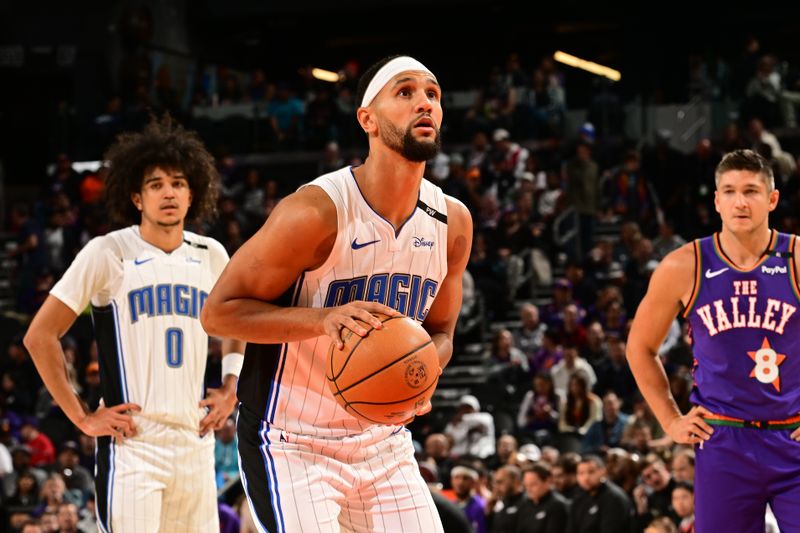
[381,117,441,162]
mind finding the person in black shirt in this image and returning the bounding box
[517,462,569,533]
[487,465,525,533]
[567,454,634,533]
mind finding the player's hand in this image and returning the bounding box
[78,403,141,440]
[665,405,714,444]
[790,425,800,441]
[199,379,238,437]
[322,301,400,350]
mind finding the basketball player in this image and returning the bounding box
[627,149,800,532]
[202,55,473,532]
[24,116,246,532]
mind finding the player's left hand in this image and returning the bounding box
[199,378,237,436]
[791,426,800,441]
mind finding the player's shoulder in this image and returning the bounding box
[183,230,227,257]
[273,180,338,230]
[82,227,131,258]
[650,241,697,291]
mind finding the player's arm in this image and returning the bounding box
[201,186,398,346]
[199,337,246,436]
[626,243,713,445]
[422,197,473,370]
[24,297,140,440]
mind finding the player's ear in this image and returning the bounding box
[768,188,779,211]
[131,192,143,211]
[357,107,377,135]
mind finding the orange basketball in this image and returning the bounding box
[326,313,440,425]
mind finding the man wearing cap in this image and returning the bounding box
[489,128,529,201]
[202,54,473,532]
[445,395,496,459]
[53,441,93,497]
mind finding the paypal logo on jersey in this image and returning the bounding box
[324,273,439,321]
[128,284,208,323]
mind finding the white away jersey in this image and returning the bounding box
[50,226,229,429]
[238,166,449,437]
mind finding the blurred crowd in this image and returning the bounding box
[2,33,800,533]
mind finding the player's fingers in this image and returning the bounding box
[691,417,714,436]
[340,317,368,337]
[213,417,226,430]
[324,323,344,350]
[356,301,401,317]
[417,400,433,416]
[352,308,384,329]
[791,427,800,441]
[111,402,142,413]
[113,414,136,435]
[694,405,713,416]
[110,426,126,441]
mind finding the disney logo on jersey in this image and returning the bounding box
[762,265,787,275]
[412,236,434,250]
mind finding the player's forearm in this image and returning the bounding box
[429,332,453,369]
[627,346,682,430]
[201,298,327,344]
[23,334,88,427]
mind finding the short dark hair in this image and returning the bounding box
[556,452,580,474]
[579,454,605,468]
[715,149,774,191]
[672,480,694,494]
[523,462,552,481]
[103,113,219,227]
[355,55,404,108]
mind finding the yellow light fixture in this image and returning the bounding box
[312,68,341,83]
[553,51,621,82]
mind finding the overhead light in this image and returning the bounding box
[312,68,341,83]
[553,51,621,82]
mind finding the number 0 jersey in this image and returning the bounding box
[50,226,229,429]
[685,230,800,420]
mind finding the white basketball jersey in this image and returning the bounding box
[238,167,449,437]
[50,226,229,430]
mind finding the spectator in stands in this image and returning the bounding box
[517,372,561,441]
[19,520,44,533]
[605,447,641,495]
[34,473,80,517]
[747,117,797,176]
[558,374,602,452]
[633,453,679,530]
[20,421,55,468]
[606,150,662,232]
[445,395,496,459]
[4,444,47,498]
[646,516,679,533]
[514,303,547,359]
[529,328,563,374]
[671,448,695,484]
[485,434,519,472]
[558,304,588,350]
[449,464,488,533]
[6,470,40,513]
[594,333,637,403]
[671,481,695,533]
[581,321,608,370]
[517,462,569,533]
[541,278,576,329]
[317,141,344,176]
[268,81,305,148]
[3,335,40,414]
[486,464,525,533]
[52,441,92,498]
[653,219,687,261]
[581,392,631,454]
[565,140,600,258]
[488,128,529,200]
[551,342,596,399]
[214,417,239,488]
[568,454,634,533]
[9,203,49,312]
[552,452,581,501]
[425,433,454,489]
[56,501,86,533]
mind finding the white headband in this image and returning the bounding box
[360,56,435,108]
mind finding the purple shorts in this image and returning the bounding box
[696,425,800,532]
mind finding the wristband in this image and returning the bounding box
[221,352,244,378]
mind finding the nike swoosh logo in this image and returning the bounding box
[351,238,380,250]
[705,267,729,279]
[134,257,154,266]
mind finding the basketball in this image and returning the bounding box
[326,313,440,425]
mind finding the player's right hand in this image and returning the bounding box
[78,403,141,440]
[665,405,714,444]
[322,301,400,350]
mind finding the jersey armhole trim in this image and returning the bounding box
[682,240,702,318]
[788,235,800,303]
[301,182,344,281]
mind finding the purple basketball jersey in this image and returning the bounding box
[686,230,800,420]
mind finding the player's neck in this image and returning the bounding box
[356,152,425,230]
[138,220,185,253]
[718,226,773,267]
